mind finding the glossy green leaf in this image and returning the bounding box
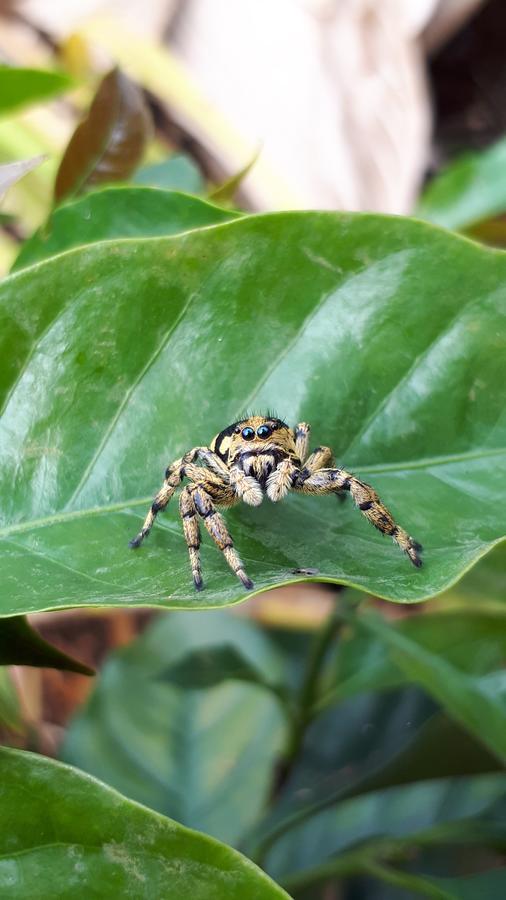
[0,213,505,616]
[62,611,285,846]
[0,67,72,117]
[12,188,239,271]
[318,609,506,710]
[133,154,204,193]
[54,68,151,205]
[0,616,93,673]
[360,613,506,761]
[417,136,506,232]
[0,747,289,899]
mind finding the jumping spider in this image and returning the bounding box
[130,415,422,590]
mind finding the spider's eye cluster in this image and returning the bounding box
[256,424,272,439]
[241,427,255,440]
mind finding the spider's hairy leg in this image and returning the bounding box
[267,422,315,502]
[179,486,203,590]
[296,467,422,567]
[229,465,263,506]
[294,422,311,464]
[192,447,231,481]
[302,445,334,474]
[192,486,254,589]
[129,456,186,549]
[300,444,346,502]
[128,447,204,549]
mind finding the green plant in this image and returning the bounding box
[0,64,505,899]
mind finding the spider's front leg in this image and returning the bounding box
[264,421,314,503]
[266,425,336,502]
[191,484,254,590]
[294,422,311,463]
[295,466,422,567]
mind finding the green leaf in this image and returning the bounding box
[61,611,285,846]
[0,212,505,616]
[12,188,240,271]
[268,775,506,888]
[208,151,259,205]
[417,136,506,231]
[0,616,93,674]
[247,688,503,863]
[133,154,204,193]
[0,67,72,117]
[318,609,506,710]
[284,844,506,899]
[438,541,506,608]
[164,642,279,689]
[427,869,506,900]
[361,613,506,761]
[0,747,290,899]
[0,156,46,203]
[54,68,151,205]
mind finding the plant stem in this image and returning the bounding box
[280,597,346,779]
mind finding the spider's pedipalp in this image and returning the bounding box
[266,458,298,501]
[229,465,263,506]
[295,466,422,567]
[192,486,254,589]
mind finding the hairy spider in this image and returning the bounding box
[129,415,422,590]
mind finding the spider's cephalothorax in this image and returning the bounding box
[129,415,422,590]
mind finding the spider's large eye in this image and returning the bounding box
[256,424,272,439]
[241,427,255,440]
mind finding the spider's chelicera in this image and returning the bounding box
[129,415,422,590]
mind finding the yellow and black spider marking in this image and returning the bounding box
[129,415,422,591]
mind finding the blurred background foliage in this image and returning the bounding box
[0,1,505,898]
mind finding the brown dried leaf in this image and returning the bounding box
[54,67,152,205]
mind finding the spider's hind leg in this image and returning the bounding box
[296,467,422,567]
[192,486,254,589]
